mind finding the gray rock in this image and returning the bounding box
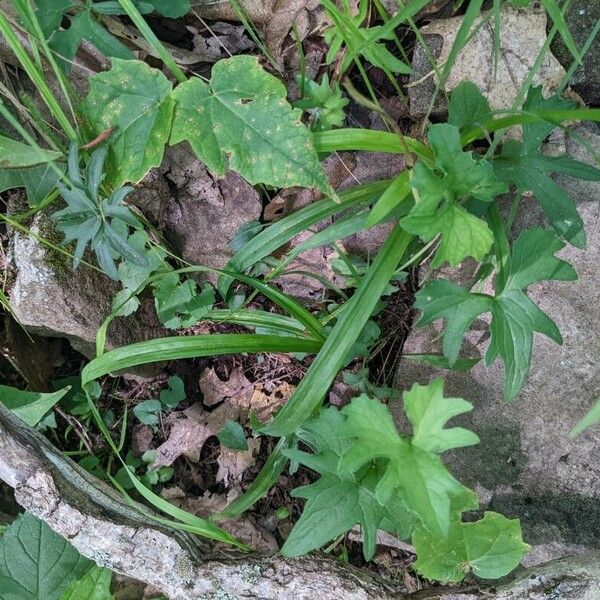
[409,5,565,119]
[159,145,262,278]
[8,212,165,361]
[394,125,600,560]
[550,0,600,106]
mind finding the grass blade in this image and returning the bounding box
[82,334,322,384]
[462,108,600,146]
[202,309,315,338]
[218,179,393,297]
[260,225,413,436]
[314,129,431,159]
[117,0,187,83]
[542,0,581,63]
[365,170,411,227]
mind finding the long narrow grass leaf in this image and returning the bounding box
[260,225,413,436]
[218,179,393,297]
[82,334,321,384]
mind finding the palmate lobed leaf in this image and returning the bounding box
[281,380,526,576]
[339,391,477,537]
[170,56,332,195]
[401,123,506,268]
[493,86,600,249]
[281,407,415,559]
[412,512,529,582]
[416,228,578,400]
[80,59,173,188]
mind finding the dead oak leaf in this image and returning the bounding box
[216,438,261,486]
[199,366,253,407]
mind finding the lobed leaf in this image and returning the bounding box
[80,59,173,187]
[171,56,331,194]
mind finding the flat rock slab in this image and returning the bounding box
[409,5,565,119]
[8,211,165,362]
[394,124,600,563]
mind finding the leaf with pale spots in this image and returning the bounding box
[412,512,529,582]
[79,59,174,188]
[170,56,331,194]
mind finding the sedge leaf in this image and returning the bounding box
[571,398,600,437]
[170,56,331,194]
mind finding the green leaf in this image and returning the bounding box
[0,385,70,426]
[152,272,215,329]
[147,0,190,18]
[52,146,148,278]
[0,135,61,168]
[60,566,113,600]
[218,420,248,451]
[50,9,133,73]
[416,228,577,399]
[340,392,476,537]
[133,399,162,426]
[403,354,480,371]
[80,59,173,187]
[34,0,73,38]
[401,124,505,267]
[412,512,529,582]
[281,408,415,559]
[82,334,322,384]
[0,162,62,206]
[259,225,412,436]
[160,376,185,409]
[170,56,331,194]
[0,512,91,599]
[404,379,479,454]
[448,81,491,130]
[220,179,392,298]
[571,398,600,437]
[492,87,600,248]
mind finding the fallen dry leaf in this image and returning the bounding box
[199,366,253,407]
[216,438,261,487]
[250,382,295,423]
[154,369,295,468]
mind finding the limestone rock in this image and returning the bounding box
[551,0,600,106]
[8,212,165,361]
[409,5,566,119]
[159,145,262,277]
[394,125,600,560]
